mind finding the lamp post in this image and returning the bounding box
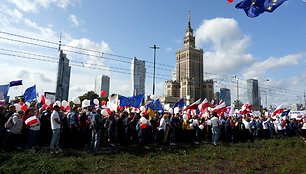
[150,44,159,95]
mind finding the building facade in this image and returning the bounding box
[203,79,214,101]
[220,88,231,106]
[166,11,212,103]
[131,57,146,96]
[55,50,71,101]
[95,75,110,97]
[247,79,260,110]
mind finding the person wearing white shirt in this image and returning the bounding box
[50,105,62,153]
[211,113,221,146]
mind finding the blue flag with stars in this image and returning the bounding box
[146,99,164,111]
[173,98,184,109]
[235,0,288,18]
[24,85,36,102]
[120,94,144,108]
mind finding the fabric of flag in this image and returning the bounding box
[281,109,290,117]
[239,103,253,114]
[228,0,235,4]
[173,98,184,109]
[0,84,10,100]
[271,104,284,117]
[146,99,164,111]
[24,85,36,102]
[120,94,143,108]
[25,116,39,126]
[212,102,227,115]
[147,107,155,120]
[183,98,201,111]
[198,98,209,113]
[9,80,23,87]
[210,99,215,106]
[235,0,287,18]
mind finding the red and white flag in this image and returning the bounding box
[212,102,227,115]
[210,99,215,105]
[239,103,253,114]
[271,104,284,118]
[198,98,209,113]
[227,0,234,4]
[25,116,39,126]
[184,98,201,111]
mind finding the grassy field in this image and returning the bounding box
[0,137,305,174]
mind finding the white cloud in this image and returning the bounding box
[68,14,79,27]
[7,0,78,13]
[195,18,255,73]
[64,38,111,67]
[243,53,303,79]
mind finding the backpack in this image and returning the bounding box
[4,116,13,129]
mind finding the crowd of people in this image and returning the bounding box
[0,102,306,154]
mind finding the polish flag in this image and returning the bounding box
[198,98,209,113]
[271,105,284,118]
[239,103,253,114]
[184,98,201,111]
[227,0,234,4]
[25,116,39,126]
[212,102,227,115]
[210,99,215,105]
[41,95,45,104]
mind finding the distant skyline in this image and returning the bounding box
[0,0,305,107]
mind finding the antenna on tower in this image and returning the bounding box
[188,9,191,26]
[58,33,62,51]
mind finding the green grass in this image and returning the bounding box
[0,137,305,174]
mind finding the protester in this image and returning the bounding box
[211,112,221,146]
[2,110,24,151]
[50,105,62,153]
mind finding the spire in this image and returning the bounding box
[184,9,195,48]
[188,9,191,27]
[58,33,62,51]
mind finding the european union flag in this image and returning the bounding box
[24,85,36,102]
[173,98,184,109]
[235,0,287,18]
[120,94,143,108]
[9,80,23,87]
[146,99,164,111]
[0,84,10,100]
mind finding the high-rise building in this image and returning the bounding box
[220,88,231,106]
[247,79,260,110]
[95,75,110,97]
[166,11,212,103]
[131,57,146,96]
[214,92,220,105]
[203,79,214,101]
[55,50,71,101]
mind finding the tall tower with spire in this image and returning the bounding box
[55,36,71,101]
[166,10,214,103]
[176,10,204,102]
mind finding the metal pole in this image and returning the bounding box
[150,45,159,95]
[236,76,239,109]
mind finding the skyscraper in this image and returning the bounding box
[166,11,211,103]
[220,88,231,106]
[131,57,146,96]
[55,50,71,101]
[95,75,110,97]
[247,79,260,110]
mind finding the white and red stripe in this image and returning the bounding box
[184,98,201,111]
[198,98,209,113]
[271,105,284,118]
[25,116,39,126]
